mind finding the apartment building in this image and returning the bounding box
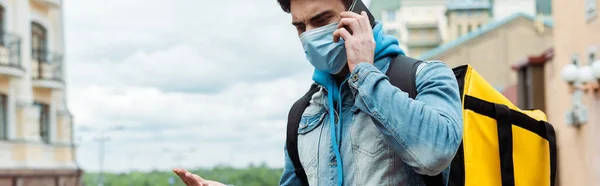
[546,0,599,185]
[371,0,448,56]
[510,0,600,185]
[419,13,553,99]
[446,0,493,41]
[0,0,80,186]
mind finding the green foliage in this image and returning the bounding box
[83,163,283,186]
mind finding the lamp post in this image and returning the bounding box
[79,126,124,186]
[560,60,600,127]
[127,151,140,186]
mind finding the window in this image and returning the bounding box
[0,94,6,140]
[34,102,50,143]
[467,25,473,33]
[0,5,4,46]
[518,65,547,110]
[587,0,597,21]
[386,10,396,22]
[31,22,47,63]
[457,25,462,37]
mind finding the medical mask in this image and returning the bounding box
[300,23,347,74]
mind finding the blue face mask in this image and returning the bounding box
[300,23,347,74]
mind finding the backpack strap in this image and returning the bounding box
[286,84,319,186]
[387,55,445,186]
[386,55,422,99]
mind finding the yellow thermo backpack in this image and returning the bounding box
[286,55,557,186]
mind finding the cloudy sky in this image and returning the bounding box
[64,0,348,173]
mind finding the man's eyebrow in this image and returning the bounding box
[292,21,304,26]
[309,10,334,23]
[291,10,335,26]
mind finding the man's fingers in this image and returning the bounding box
[337,18,361,35]
[173,169,192,185]
[340,11,362,19]
[193,174,206,182]
[360,11,373,33]
[340,11,366,29]
[333,27,352,43]
[185,173,203,186]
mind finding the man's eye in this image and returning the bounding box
[315,17,331,27]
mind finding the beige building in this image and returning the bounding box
[0,0,80,186]
[536,0,600,185]
[446,0,493,41]
[418,13,553,101]
[371,0,448,57]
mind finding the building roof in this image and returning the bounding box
[417,12,554,60]
[369,0,402,20]
[511,48,554,71]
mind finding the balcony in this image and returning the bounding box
[0,32,24,77]
[31,50,64,89]
[32,0,61,8]
[406,22,439,29]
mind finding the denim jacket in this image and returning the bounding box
[279,58,463,186]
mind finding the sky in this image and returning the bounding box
[64,0,533,173]
[65,0,318,173]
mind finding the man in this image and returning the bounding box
[173,0,462,185]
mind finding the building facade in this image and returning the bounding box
[545,0,600,185]
[371,0,448,56]
[419,13,553,98]
[446,0,493,41]
[0,0,80,186]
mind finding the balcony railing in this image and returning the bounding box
[0,32,22,69]
[31,50,63,82]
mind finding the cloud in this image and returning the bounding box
[72,72,312,172]
[65,0,318,172]
[65,0,311,93]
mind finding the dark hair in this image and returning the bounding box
[277,0,353,13]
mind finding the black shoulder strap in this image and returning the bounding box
[387,55,445,186]
[286,84,319,186]
[386,55,422,99]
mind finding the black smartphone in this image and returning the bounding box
[344,0,376,35]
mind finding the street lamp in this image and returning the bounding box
[559,61,600,127]
[78,126,124,186]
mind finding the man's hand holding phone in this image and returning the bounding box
[333,11,376,73]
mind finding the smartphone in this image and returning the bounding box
[344,0,376,35]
